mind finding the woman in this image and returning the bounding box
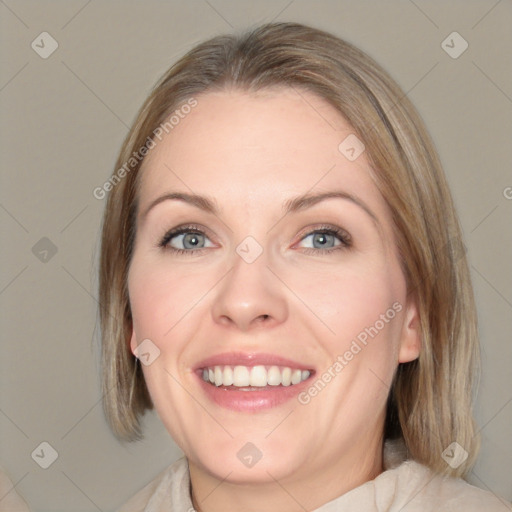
[98,22,510,511]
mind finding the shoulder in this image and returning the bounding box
[381,460,511,511]
[116,457,189,512]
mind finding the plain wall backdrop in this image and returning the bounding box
[1,1,511,510]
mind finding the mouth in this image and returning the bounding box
[194,353,315,411]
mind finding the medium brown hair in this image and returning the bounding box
[98,22,480,477]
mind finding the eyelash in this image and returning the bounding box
[157,223,352,256]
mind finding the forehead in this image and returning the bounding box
[137,87,390,226]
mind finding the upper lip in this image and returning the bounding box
[195,352,314,371]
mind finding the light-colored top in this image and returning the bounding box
[117,442,511,512]
[0,465,30,512]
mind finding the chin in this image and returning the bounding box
[189,436,305,484]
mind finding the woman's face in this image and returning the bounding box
[128,87,420,486]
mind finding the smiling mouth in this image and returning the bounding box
[200,365,313,389]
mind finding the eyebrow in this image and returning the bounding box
[141,192,218,219]
[283,190,379,225]
[141,190,380,228]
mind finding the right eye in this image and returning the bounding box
[159,225,215,255]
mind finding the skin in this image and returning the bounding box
[127,87,421,512]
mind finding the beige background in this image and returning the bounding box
[1,1,511,510]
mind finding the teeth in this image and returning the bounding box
[291,369,302,385]
[281,367,291,386]
[250,365,267,387]
[201,365,311,387]
[214,366,223,387]
[267,366,281,386]
[223,366,234,386]
[233,366,250,386]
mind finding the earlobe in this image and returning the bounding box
[129,329,138,357]
[398,297,421,363]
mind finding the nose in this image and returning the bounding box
[211,247,288,332]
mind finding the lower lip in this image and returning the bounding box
[196,372,313,412]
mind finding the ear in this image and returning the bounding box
[129,329,138,357]
[398,295,421,363]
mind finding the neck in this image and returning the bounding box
[188,436,384,512]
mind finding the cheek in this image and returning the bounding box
[128,261,208,342]
[128,263,202,444]
[290,257,404,361]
